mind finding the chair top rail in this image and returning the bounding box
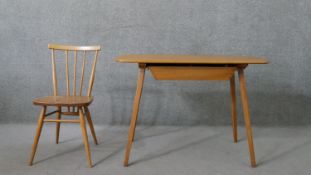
[48,44,100,51]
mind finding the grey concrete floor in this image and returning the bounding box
[1,124,311,175]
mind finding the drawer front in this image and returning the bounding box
[149,66,236,80]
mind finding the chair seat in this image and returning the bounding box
[33,96,93,106]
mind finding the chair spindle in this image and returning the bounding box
[51,49,58,96]
[73,51,78,112]
[79,51,86,96]
[73,50,77,96]
[87,50,99,97]
[65,50,70,112]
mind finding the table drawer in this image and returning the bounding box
[149,66,237,80]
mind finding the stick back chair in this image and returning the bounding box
[29,44,101,167]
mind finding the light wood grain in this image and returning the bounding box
[79,51,86,96]
[29,44,101,168]
[116,54,268,64]
[65,50,71,112]
[44,119,80,123]
[29,106,46,165]
[238,68,256,167]
[65,50,70,96]
[117,54,264,167]
[79,108,92,167]
[84,106,98,145]
[48,44,100,51]
[33,96,93,106]
[73,51,78,112]
[124,64,146,167]
[51,49,58,96]
[55,107,61,144]
[230,75,238,143]
[87,50,99,96]
[61,111,79,116]
[73,51,77,96]
[150,66,236,80]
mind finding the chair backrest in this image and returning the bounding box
[48,44,101,97]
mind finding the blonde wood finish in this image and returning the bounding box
[230,75,238,143]
[84,106,98,145]
[56,107,61,144]
[48,44,100,51]
[73,51,77,96]
[150,66,236,80]
[87,50,99,96]
[29,44,100,168]
[238,68,256,167]
[79,108,93,167]
[61,112,79,116]
[65,50,70,96]
[65,50,70,112]
[49,45,99,98]
[79,51,86,96]
[124,64,146,166]
[73,51,78,112]
[29,106,46,165]
[118,54,267,167]
[33,96,93,106]
[116,54,268,64]
[44,119,80,123]
[51,49,58,96]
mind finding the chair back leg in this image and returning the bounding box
[55,106,62,144]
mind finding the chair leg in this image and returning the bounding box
[124,64,146,167]
[84,106,98,145]
[29,106,46,166]
[238,68,256,167]
[131,122,137,142]
[230,75,238,143]
[56,107,61,144]
[79,107,93,168]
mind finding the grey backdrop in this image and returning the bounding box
[1,0,310,125]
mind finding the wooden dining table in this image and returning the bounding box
[115,54,268,167]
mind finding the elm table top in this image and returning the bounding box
[115,54,268,64]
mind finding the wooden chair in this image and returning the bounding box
[28,44,101,168]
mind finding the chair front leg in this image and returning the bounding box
[79,107,93,167]
[29,106,47,166]
[84,106,98,145]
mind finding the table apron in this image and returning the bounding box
[148,65,237,80]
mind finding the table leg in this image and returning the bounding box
[230,75,238,143]
[238,68,256,167]
[124,64,146,167]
